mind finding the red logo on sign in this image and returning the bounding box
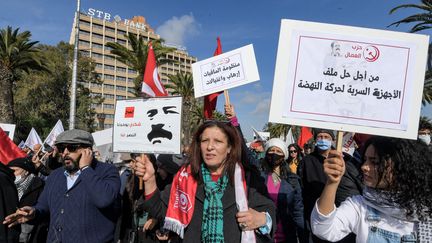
[364,45,380,62]
[125,107,135,118]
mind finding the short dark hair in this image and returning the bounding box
[419,116,432,131]
[188,121,241,184]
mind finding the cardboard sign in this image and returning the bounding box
[113,97,182,154]
[269,19,429,139]
[0,123,15,140]
[192,44,260,98]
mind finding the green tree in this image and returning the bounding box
[165,72,195,145]
[389,1,432,104]
[106,34,175,96]
[0,26,46,124]
[14,42,102,140]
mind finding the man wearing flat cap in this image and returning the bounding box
[4,129,121,243]
[300,129,362,243]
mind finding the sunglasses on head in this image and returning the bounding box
[56,144,82,153]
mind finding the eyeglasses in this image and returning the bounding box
[289,150,298,153]
[56,144,81,153]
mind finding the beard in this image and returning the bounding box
[62,154,81,173]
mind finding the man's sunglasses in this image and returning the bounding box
[56,144,81,153]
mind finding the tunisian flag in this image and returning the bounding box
[141,41,168,97]
[297,126,313,149]
[0,127,26,165]
[203,37,223,119]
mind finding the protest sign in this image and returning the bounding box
[0,123,16,140]
[113,97,182,154]
[269,19,429,139]
[192,44,260,98]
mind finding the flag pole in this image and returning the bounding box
[139,154,145,190]
[224,90,230,105]
[336,131,344,152]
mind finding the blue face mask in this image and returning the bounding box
[316,139,332,151]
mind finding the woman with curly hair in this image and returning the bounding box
[311,136,432,242]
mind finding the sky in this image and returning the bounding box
[2,0,432,141]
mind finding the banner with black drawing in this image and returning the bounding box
[113,97,182,154]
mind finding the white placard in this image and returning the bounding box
[113,97,182,154]
[269,19,429,139]
[192,44,260,98]
[0,123,15,140]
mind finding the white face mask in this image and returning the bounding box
[418,134,431,146]
[14,175,25,184]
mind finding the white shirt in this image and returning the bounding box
[311,195,415,243]
[64,170,82,190]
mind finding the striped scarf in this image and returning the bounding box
[16,174,34,200]
[201,164,228,243]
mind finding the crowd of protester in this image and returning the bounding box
[1,105,431,243]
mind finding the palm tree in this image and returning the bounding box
[389,0,432,104]
[0,26,45,123]
[165,72,195,145]
[106,33,176,96]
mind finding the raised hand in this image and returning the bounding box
[323,150,345,184]
[3,206,35,227]
[134,154,156,182]
[79,147,93,169]
[224,104,236,119]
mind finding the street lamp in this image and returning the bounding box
[69,0,81,130]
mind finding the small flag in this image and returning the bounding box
[285,128,295,145]
[24,128,43,151]
[0,127,27,165]
[297,126,313,149]
[141,41,168,97]
[43,120,64,149]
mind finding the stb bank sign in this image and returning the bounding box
[87,8,147,31]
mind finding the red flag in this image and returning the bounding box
[297,126,313,149]
[141,41,168,97]
[0,127,26,165]
[204,37,223,119]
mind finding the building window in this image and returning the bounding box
[92,43,103,49]
[103,104,115,109]
[105,36,115,42]
[106,26,115,33]
[128,78,135,83]
[116,76,126,82]
[104,84,115,90]
[92,52,103,59]
[116,86,126,91]
[117,95,126,100]
[80,20,90,26]
[118,30,126,36]
[91,82,102,88]
[117,39,126,45]
[104,65,115,70]
[128,69,137,74]
[93,23,103,29]
[105,55,115,61]
[95,63,103,69]
[79,30,90,36]
[103,94,115,99]
[104,124,113,129]
[79,40,90,46]
[104,74,115,80]
[116,67,126,72]
[92,33,103,39]
[80,50,89,57]
[105,114,114,119]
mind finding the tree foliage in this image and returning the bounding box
[14,42,102,140]
[389,1,432,105]
[0,26,46,124]
[106,34,176,96]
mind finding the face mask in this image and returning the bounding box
[14,174,26,185]
[418,134,431,146]
[316,139,332,151]
[265,153,284,167]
